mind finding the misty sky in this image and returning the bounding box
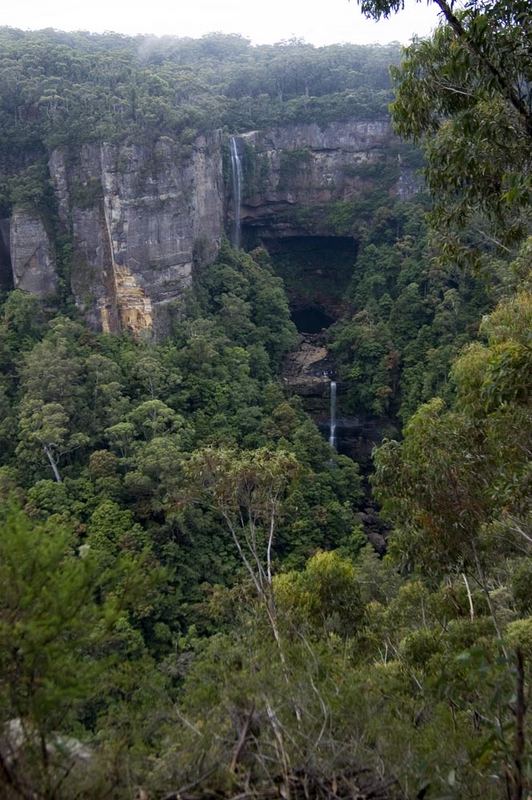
[1,0,441,45]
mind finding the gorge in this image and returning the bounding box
[0,119,416,337]
[1,21,527,800]
[0,116,418,457]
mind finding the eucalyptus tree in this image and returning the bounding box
[357,0,531,254]
[185,446,300,654]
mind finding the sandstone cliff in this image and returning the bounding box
[47,133,224,336]
[9,211,57,297]
[233,119,416,241]
[2,118,418,335]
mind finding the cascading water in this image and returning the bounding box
[229,136,243,249]
[328,380,337,449]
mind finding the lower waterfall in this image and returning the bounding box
[329,380,337,449]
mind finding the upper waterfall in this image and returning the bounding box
[229,136,243,249]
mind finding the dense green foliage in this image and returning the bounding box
[0,28,398,155]
[0,28,403,220]
[0,242,362,626]
[1,1,531,797]
[389,0,532,257]
[328,198,494,419]
[0,29,401,214]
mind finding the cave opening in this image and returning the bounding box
[291,306,334,333]
[255,234,357,323]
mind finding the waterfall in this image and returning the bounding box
[329,380,337,450]
[229,136,243,249]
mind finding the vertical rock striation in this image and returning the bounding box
[235,119,417,239]
[4,118,420,335]
[0,219,13,291]
[10,210,57,297]
[48,132,224,336]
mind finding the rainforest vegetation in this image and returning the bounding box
[0,0,531,798]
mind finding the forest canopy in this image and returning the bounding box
[0,0,531,797]
[0,28,399,156]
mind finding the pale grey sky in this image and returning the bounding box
[1,0,441,46]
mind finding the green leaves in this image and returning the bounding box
[0,27,401,163]
[274,550,364,637]
[0,507,114,726]
[373,256,532,575]
[378,0,532,251]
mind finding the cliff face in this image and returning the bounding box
[0,219,11,291]
[3,118,417,335]
[47,133,224,336]
[234,119,414,240]
[9,211,57,297]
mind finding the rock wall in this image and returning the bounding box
[234,119,416,239]
[48,132,224,336]
[10,210,57,297]
[3,118,419,334]
[282,333,399,470]
[0,219,13,291]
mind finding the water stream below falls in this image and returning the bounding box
[329,380,337,450]
[229,136,243,249]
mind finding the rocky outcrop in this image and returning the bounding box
[233,119,416,241]
[3,117,420,334]
[48,133,224,336]
[2,718,93,799]
[282,335,332,396]
[282,333,399,468]
[10,210,57,296]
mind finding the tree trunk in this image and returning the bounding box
[43,445,62,483]
[433,0,532,137]
[510,648,526,800]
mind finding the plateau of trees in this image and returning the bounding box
[0,29,398,153]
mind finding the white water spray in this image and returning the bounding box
[329,380,337,450]
[229,136,243,249]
